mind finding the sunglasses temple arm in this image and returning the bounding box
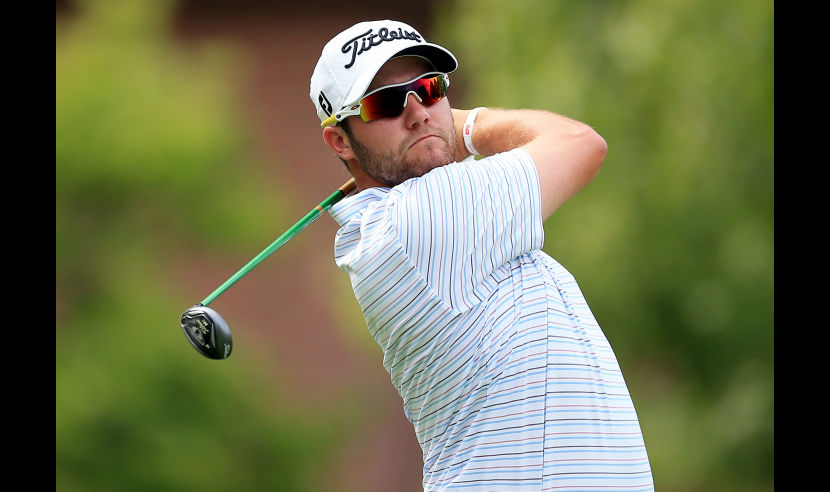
[321,113,339,128]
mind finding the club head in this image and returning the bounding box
[180,304,233,360]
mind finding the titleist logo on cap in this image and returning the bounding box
[341,27,422,69]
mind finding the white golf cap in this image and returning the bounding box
[310,20,458,126]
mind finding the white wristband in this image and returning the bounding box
[462,107,486,156]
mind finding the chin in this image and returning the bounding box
[408,143,455,174]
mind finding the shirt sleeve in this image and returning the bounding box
[388,148,545,311]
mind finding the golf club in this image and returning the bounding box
[181,177,357,359]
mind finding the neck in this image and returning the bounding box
[346,160,386,190]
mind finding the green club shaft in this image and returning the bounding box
[200,178,357,306]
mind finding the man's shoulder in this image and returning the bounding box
[409,147,536,190]
[329,186,390,228]
[330,147,537,230]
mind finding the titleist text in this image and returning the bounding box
[341,28,422,69]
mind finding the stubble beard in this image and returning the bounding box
[347,123,457,187]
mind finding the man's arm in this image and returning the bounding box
[452,108,607,220]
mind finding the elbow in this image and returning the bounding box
[594,130,608,162]
[579,125,607,181]
[593,131,607,178]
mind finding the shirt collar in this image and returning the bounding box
[329,186,391,227]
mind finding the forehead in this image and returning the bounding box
[368,56,434,92]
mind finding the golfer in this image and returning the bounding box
[310,20,654,491]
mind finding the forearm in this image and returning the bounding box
[453,107,593,158]
[452,107,607,219]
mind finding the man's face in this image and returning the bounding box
[344,57,456,187]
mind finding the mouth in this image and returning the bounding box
[409,134,439,148]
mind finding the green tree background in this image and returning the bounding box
[56,1,773,491]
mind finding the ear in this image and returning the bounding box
[322,125,356,161]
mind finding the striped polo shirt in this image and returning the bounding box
[330,148,653,491]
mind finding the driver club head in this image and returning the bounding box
[180,304,233,360]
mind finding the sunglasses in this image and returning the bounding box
[321,72,450,128]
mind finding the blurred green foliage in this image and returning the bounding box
[56,1,355,490]
[436,1,773,491]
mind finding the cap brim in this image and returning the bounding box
[395,44,458,74]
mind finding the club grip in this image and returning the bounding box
[338,177,357,195]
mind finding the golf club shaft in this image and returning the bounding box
[200,178,357,306]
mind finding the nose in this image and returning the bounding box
[402,92,430,128]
